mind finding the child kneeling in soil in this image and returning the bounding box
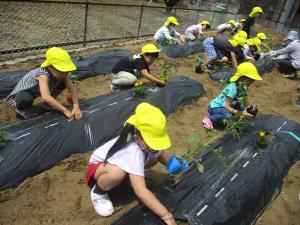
[154,16,184,46]
[6,47,82,120]
[86,102,177,225]
[206,62,262,127]
[110,44,165,91]
[201,36,246,70]
[184,20,211,42]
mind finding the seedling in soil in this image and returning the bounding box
[132,81,146,97]
[223,114,254,140]
[186,111,257,173]
[159,60,176,81]
[265,33,273,50]
[66,73,79,104]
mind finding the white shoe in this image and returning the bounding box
[283,73,295,78]
[90,185,114,217]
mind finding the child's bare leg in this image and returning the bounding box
[94,163,126,191]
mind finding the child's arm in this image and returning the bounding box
[64,76,82,120]
[129,174,177,225]
[230,52,238,68]
[140,69,166,86]
[224,97,239,115]
[38,75,73,119]
[225,97,253,117]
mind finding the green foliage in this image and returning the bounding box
[186,131,229,173]
[223,114,254,140]
[68,73,79,86]
[132,82,146,97]
[0,130,5,149]
[195,53,205,64]
[158,39,176,47]
[257,130,270,150]
[160,60,176,81]
[265,33,273,50]
[236,81,249,105]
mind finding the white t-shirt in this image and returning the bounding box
[217,23,232,32]
[89,136,160,177]
[154,26,180,42]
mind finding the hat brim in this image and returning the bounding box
[141,130,171,151]
[41,59,77,72]
[125,115,171,151]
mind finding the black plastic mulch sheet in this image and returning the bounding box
[209,57,277,82]
[0,76,205,191]
[0,49,131,99]
[161,41,204,58]
[112,114,300,225]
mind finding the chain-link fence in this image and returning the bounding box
[0,0,298,61]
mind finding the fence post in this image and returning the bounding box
[137,4,144,40]
[83,0,89,47]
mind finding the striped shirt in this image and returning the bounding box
[6,67,63,107]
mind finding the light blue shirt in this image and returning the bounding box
[210,83,237,108]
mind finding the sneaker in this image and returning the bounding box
[109,82,120,92]
[90,185,114,217]
[283,73,296,78]
[15,107,38,119]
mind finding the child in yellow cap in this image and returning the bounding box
[216,20,236,35]
[110,44,165,91]
[243,38,262,61]
[242,6,263,37]
[86,102,177,225]
[201,36,245,71]
[6,47,82,120]
[207,62,262,127]
[154,16,184,46]
[184,20,211,41]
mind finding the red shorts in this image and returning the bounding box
[85,162,103,187]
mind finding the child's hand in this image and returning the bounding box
[157,80,166,87]
[63,109,74,119]
[242,109,254,118]
[72,105,82,120]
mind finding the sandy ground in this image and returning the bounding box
[0,40,299,225]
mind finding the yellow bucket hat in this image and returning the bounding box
[230,62,262,82]
[125,102,171,151]
[41,47,76,72]
[257,32,267,40]
[200,20,210,26]
[249,7,263,17]
[141,44,161,54]
[240,19,246,23]
[164,16,179,27]
[229,37,245,47]
[228,20,236,25]
[233,30,248,40]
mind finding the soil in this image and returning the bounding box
[0,39,299,225]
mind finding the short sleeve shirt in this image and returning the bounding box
[89,136,161,177]
[213,37,235,58]
[112,54,149,78]
[185,24,203,36]
[154,26,179,42]
[6,67,63,107]
[210,83,237,108]
[217,23,232,32]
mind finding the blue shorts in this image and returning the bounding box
[208,103,244,123]
[203,37,224,59]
